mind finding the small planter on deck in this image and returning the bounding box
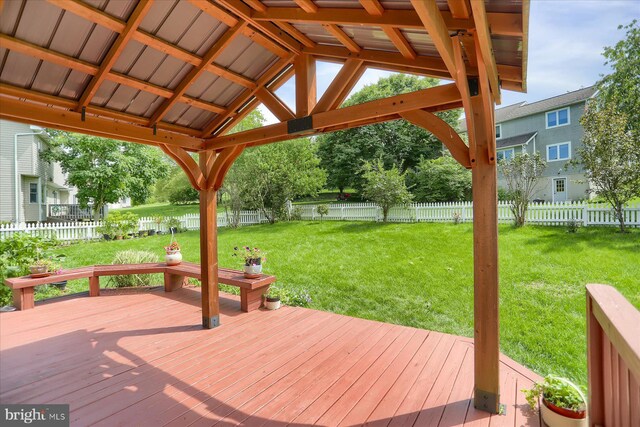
[524,376,587,427]
[265,295,281,310]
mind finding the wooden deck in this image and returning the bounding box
[0,286,541,426]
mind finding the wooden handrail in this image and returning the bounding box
[586,284,640,427]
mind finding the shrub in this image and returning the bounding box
[107,250,161,288]
[316,204,329,220]
[408,156,472,202]
[452,212,462,225]
[163,216,183,233]
[290,206,304,221]
[101,211,139,237]
[269,284,312,307]
[567,219,580,233]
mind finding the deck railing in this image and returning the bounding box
[586,284,640,426]
[48,204,105,220]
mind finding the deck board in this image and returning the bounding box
[0,286,542,426]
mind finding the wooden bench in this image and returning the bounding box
[4,262,276,312]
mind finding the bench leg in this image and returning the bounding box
[241,286,270,312]
[12,288,34,310]
[89,276,100,297]
[164,272,187,292]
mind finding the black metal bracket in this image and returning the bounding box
[287,116,313,134]
[81,106,86,122]
[474,388,500,414]
[467,78,479,97]
[153,124,157,136]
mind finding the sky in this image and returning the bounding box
[259,1,638,123]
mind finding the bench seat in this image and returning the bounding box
[4,262,276,313]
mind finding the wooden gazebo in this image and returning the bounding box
[0,0,528,414]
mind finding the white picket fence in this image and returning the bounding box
[1,201,638,242]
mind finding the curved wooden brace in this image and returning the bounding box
[400,109,472,169]
[160,144,205,190]
[205,146,245,190]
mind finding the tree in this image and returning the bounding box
[42,133,168,219]
[408,156,472,202]
[227,138,326,223]
[360,159,413,222]
[596,20,640,135]
[575,101,640,232]
[318,74,461,192]
[499,153,546,227]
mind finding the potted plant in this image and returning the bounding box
[523,376,587,427]
[29,259,50,276]
[49,255,67,290]
[233,246,265,279]
[164,240,182,266]
[264,288,281,310]
[164,217,182,234]
[153,216,163,234]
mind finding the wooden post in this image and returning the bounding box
[89,276,100,296]
[586,291,605,426]
[199,152,220,329]
[295,54,316,117]
[470,80,500,413]
[164,272,187,292]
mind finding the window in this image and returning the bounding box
[555,179,565,193]
[547,142,571,162]
[497,148,515,161]
[546,107,570,128]
[495,124,502,139]
[29,183,38,204]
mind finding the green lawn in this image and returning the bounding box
[40,221,639,389]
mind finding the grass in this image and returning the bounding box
[38,221,639,389]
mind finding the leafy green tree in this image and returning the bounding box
[42,133,168,219]
[499,153,547,227]
[597,20,640,135]
[408,156,472,202]
[318,74,461,192]
[360,158,413,222]
[574,101,640,233]
[227,138,326,223]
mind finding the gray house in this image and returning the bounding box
[462,86,597,202]
[0,119,77,223]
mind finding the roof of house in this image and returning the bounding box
[460,86,597,132]
[496,131,537,149]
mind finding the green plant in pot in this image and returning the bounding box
[233,246,265,279]
[523,376,587,427]
[264,288,280,310]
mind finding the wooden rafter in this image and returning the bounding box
[206,83,461,150]
[76,0,152,110]
[148,21,248,126]
[322,24,361,53]
[470,0,501,103]
[381,26,416,60]
[293,0,318,13]
[274,21,316,48]
[0,95,203,150]
[255,87,295,121]
[200,56,296,136]
[410,0,456,79]
[400,110,471,168]
[214,0,303,53]
[359,0,384,16]
[251,8,524,37]
[244,0,267,13]
[447,0,471,19]
[295,54,317,117]
[311,59,364,114]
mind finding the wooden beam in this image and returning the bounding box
[295,54,317,117]
[200,56,295,137]
[411,0,456,78]
[311,59,364,114]
[251,8,523,37]
[475,33,496,164]
[198,152,219,329]
[323,24,361,53]
[381,26,416,60]
[255,87,295,121]
[452,35,476,165]
[244,0,267,13]
[469,71,500,414]
[76,0,152,110]
[400,109,471,169]
[470,1,501,104]
[274,21,316,48]
[0,83,203,137]
[149,21,247,126]
[359,0,384,16]
[160,145,205,190]
[447,0,471,19]
[293,0,318,13]
[214,0,303,53]
[206,83,461,150]
[0,95,203,150]
[207,64,257,89]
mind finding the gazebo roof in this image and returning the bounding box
[0,0,528,151]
